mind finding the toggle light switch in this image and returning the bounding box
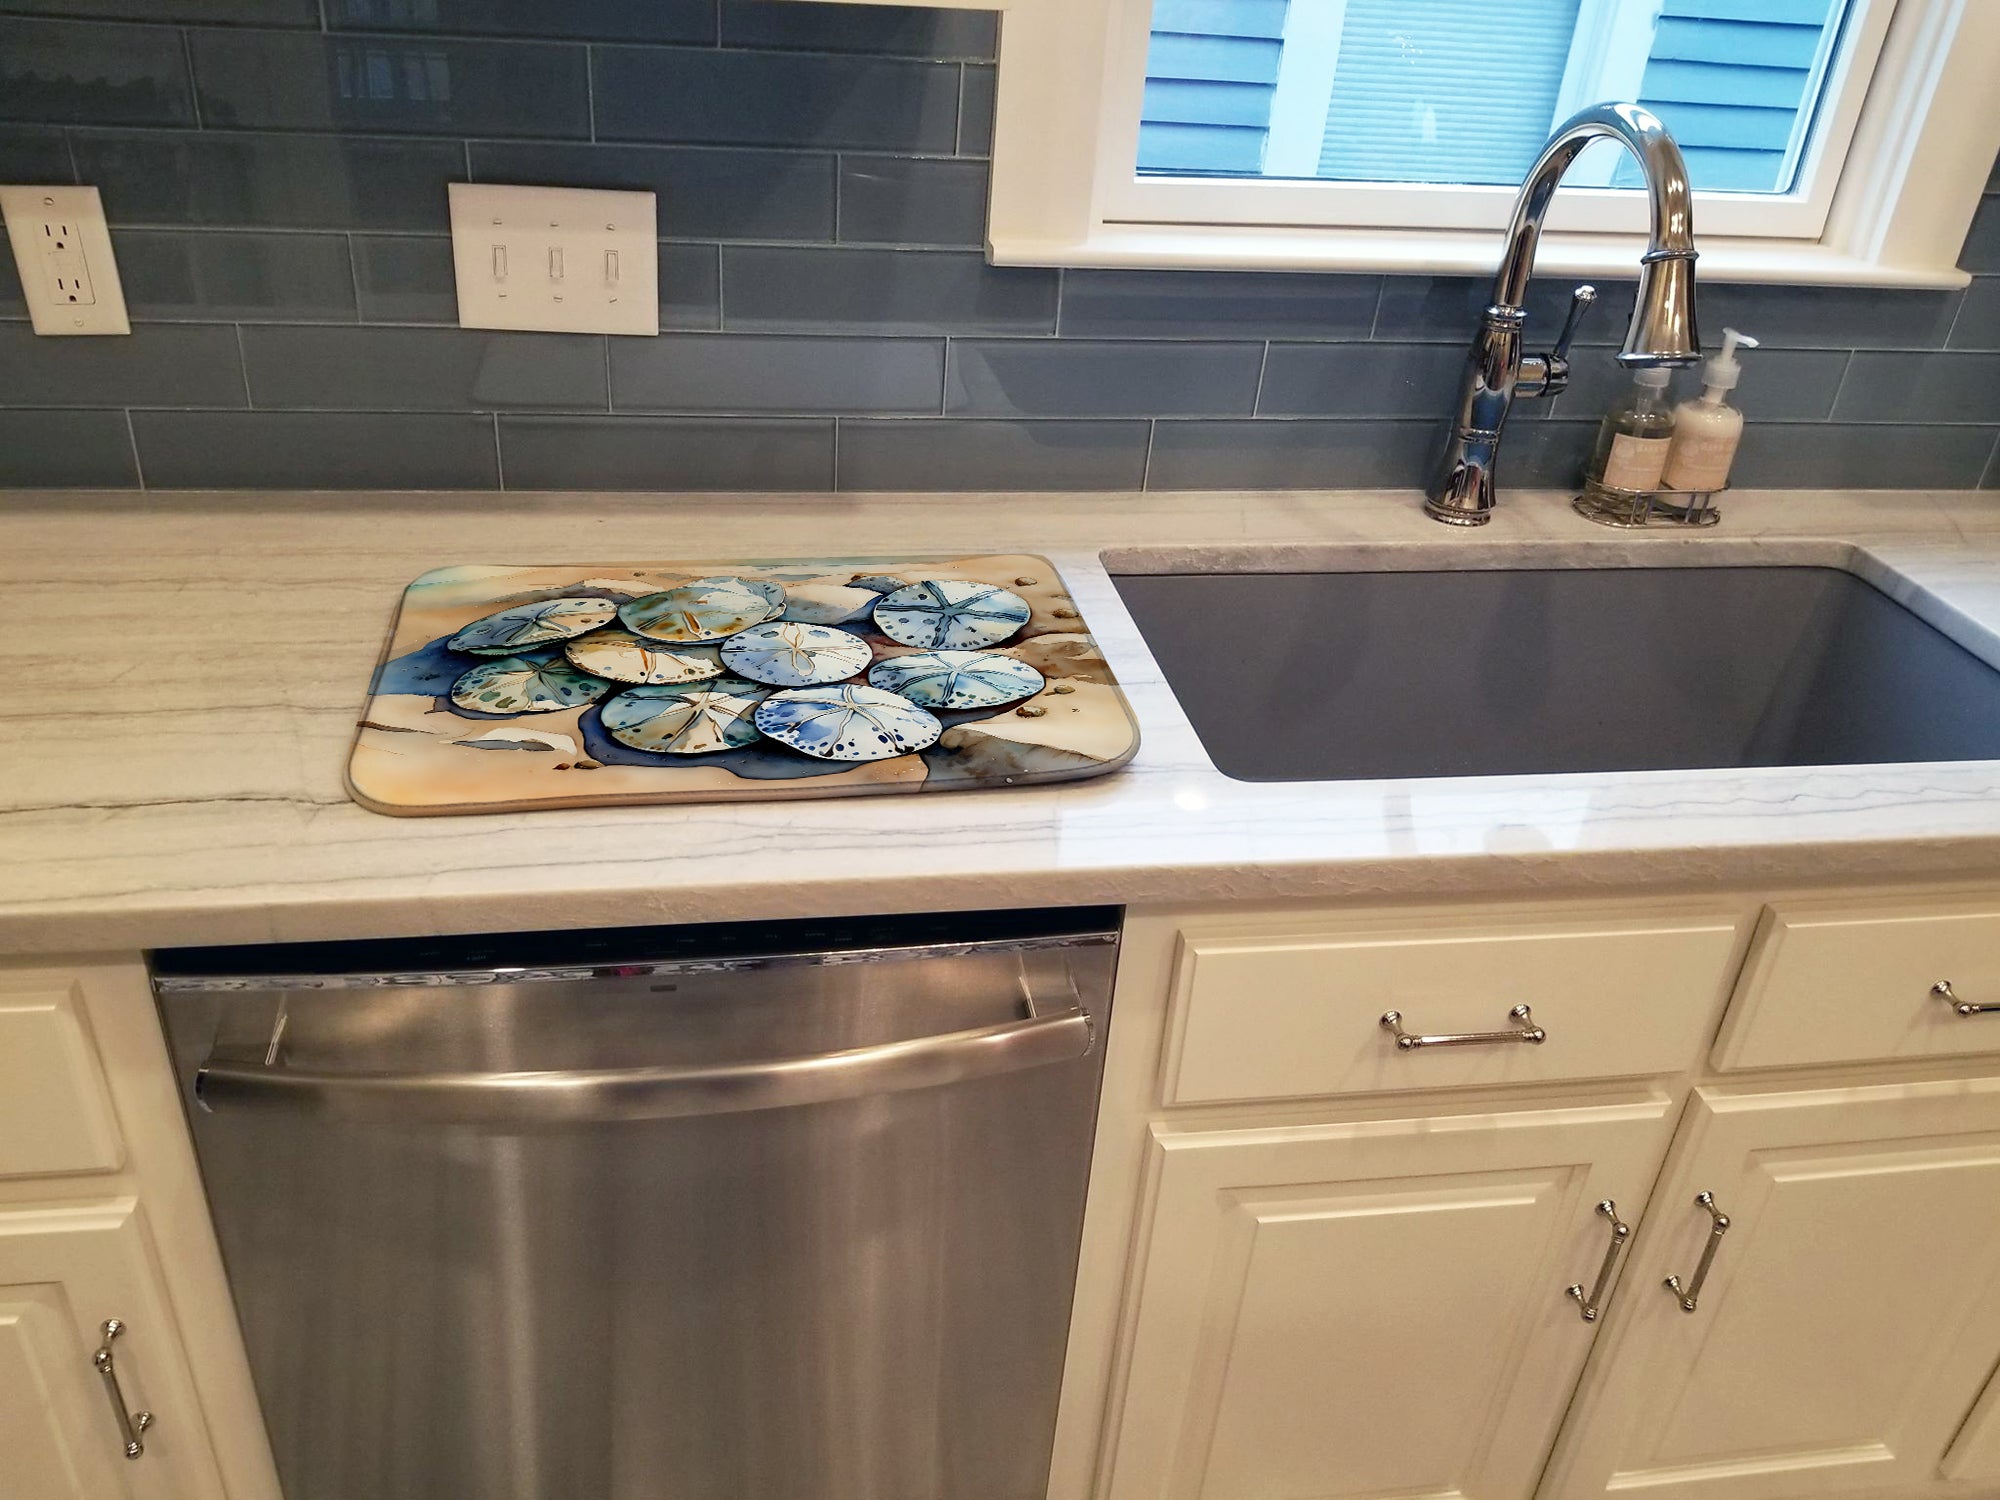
[448,183,657,335]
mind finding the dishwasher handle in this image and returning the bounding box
[194,1001,1095,1126]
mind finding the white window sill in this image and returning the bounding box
[989,225,1974,289]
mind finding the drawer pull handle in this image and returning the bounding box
[92,1319,154,1460]
[1379,1004,1546,1051]
[1565,1199,1631,1322]
[1933,980,2000,1017]
[1663,1192,1730,1313]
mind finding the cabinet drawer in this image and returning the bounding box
[1715,898,2000,1071]
[1163,916,1743,1105]
[0,976,122,1177]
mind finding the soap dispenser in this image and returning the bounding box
[1662,328,1759,492]
[1584,366,1676,492]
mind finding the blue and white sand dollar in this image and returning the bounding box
[451,654,614,714]
[873,580,1031,650]
[563,630,723,686]
[448,596,618,655]
[868,650,1044,710]
[618,576,784,644]
[720,620,873,687]
[600,679,770,755]
[754,684,943,762]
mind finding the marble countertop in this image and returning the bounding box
[11,484,2000,957]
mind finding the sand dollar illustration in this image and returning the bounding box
[719,620,873,687]
[873,580,1031,650]
[450,654,614,714]
[618,576,784,643]
[448,596,618,655]
[754,684,942,762]
[563,630,723,686]
[600,679,770,755]
[868,650,1044,710]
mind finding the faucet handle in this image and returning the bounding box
[1552,283,1598,362]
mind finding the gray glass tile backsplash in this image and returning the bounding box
[0,0,1995,492]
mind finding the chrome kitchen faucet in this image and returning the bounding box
[1425,102,1702,526]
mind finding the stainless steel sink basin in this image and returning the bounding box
[1112,565,2000,780]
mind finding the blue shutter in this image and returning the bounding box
[1315,0,1582,185]
[1621,0,1841,192]
[1139,0,1288,175]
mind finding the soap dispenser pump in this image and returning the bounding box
[1662,327,1759,492]
[1584,365,1676,492]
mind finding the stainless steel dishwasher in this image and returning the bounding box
[154,907,1120,1500]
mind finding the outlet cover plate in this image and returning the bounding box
[0,184,129,336]
[448,182,658,336]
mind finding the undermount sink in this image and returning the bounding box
[1112,565,2000,781]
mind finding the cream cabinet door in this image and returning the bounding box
[0,1197,226,1500]
[1098,1098,1677,1500]
[1543,1076,2000,1500]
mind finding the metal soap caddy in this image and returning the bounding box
[1572,476,1725,529]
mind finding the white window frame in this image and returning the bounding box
[806,0,2000,287]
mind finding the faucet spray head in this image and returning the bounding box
[1618,247,1701,367]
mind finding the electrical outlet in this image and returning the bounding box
[0,185,129,336]
[448,182,658,336]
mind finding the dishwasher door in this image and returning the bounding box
[155,909,1119,1500]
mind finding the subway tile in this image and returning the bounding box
[132,409,498,488]
[1833,351,2000,425]
[498,415,834,490]
[657,242,721,330]
[470,141,834,242]
[0,124,74,182]
[351,234,456,323]
[1949,277,2000,351]
[0,409,137,487]
[117,229,357,321]
[612,334,943,413]
[1146,418,1442,489]
[1691,281,1963,351]
[594,47,959,153]
[958,64,994,157]
[0,247,21,316]
[1555,346,1850,423]
[1960,195,2000,276]
[839,156,986,247]
[1258,342,1464,418]
[327,0,717,43]
[0,0,317,21]
[190,28,589,137]
[946,340,1263,417]
[720,1,997,59]
[241,326,606,411]
[0,17,195,126]
[1372,275,1632,346]
[1983,433,2000,490]
[72,129,461,231]
[722,246,1055,333]
[1491,420,1596,488]
[0,323,244,407]
[1060,269,1380,339]
[837,418,1149,490]
[1732,422,1999,488]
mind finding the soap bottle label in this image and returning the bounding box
[1662,429,1738,491]
[1600,432,1671,491]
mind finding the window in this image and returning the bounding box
[974,0,2000,284]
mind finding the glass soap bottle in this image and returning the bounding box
[1662,328,1759,493]
[1584,366,1675,492]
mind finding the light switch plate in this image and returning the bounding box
[448,182,658,336]
[0,184,129,336]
